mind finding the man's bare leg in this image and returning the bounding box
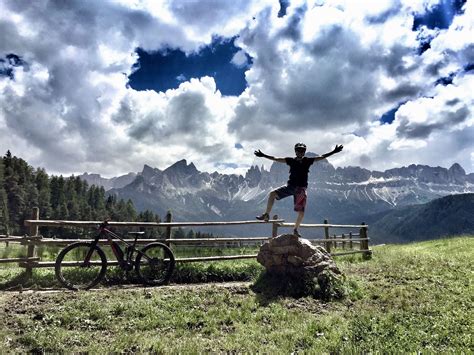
[294,211,305,236]
[265,191,277,214]
[257,191,277,221]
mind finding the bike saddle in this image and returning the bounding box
[128,231,145,236]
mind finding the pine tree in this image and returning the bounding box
[4,164,26,233]
[2,152,149,236]
[36,168,52,219]
[0,157,9,234]
[125,199,137,221]
[173,227,185,239]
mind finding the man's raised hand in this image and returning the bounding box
[254,149,265,157]
[333,144,343,153]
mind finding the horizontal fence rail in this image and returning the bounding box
[23,219,284,228]
[0,208,371,277]
[279,223,366,228]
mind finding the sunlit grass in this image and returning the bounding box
[0,236,472,352]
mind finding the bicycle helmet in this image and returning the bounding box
[294,143,307,150]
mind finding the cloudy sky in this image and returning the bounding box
[0,0,473,177]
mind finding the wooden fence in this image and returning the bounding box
[0,207,371,276]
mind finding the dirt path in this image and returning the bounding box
[1,281,253,295]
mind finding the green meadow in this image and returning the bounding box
[0,236,472,353]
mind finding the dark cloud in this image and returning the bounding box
[366,3,401,24]
[166,90,210,134]
[397,120,443,139]
[167,0,266,44]
[112,99,135,124]
[277,4,306,40]
[446,105,470,124]
[380,44,419,77]
[446,98,461,106]
[384,83,421,101]
[231,12,389,135]
[396,105,470,139]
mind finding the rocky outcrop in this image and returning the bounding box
[256,234,344,299]
[257,234,341,276]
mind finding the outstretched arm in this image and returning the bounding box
[254,149,286,163]
[313,144,343,162]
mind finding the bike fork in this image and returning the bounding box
[83,240,99,266]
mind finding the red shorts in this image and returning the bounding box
[274,185,307,212]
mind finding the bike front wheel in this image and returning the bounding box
[135,242,175,286]
[55,242,107,290]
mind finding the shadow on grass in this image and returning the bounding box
[251,270,347,305]
[0,261,264,291]
[171,262,262,284]
[0,269,59,291]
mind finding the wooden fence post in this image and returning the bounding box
[360,222,371,259]
[342,233,346,250]
[349,232,353,250]
[324,219,331,253]
[165,211,172,248]
[272,214,279,238]
[25,207,39,278]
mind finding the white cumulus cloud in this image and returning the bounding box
[0,0,472,177]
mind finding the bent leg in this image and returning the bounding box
[258,186,292,220]
[265,191,277,214]
[293,187,307,234]
[295,211,305,230]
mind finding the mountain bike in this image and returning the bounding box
[55,221,175,290]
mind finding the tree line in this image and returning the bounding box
[0,151,216,239]
[0,151,161,237]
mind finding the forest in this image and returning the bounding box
[0,151,162,237]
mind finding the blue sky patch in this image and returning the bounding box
[0,54,26,79]
[464,63,474,72]
[128,37,251,96]
[413,0,466,30]
[234,143,243,149]
[417,40,431,55]
[435,63,473,86]
[278,0,290,17]
[380,103,405,124]
[435,72,455,86]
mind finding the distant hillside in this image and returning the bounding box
[370,193,474,243]
[78,172,137,190]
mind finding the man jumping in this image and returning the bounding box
[254,143,343,237]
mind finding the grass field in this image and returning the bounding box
[0,236,472,352]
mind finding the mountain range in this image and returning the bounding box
[78,156,474,240]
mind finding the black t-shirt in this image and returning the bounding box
[285,157,315,187]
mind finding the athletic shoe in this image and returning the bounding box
[256,213,270,221]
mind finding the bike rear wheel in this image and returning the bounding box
[135,242,175,286]
[55,242,107,290]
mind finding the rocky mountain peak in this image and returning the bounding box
[448,163,466,183]
[449,163,465,176]
[245,165,262,187]
[164,159,199,176]
[141,164,161,179]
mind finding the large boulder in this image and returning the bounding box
[256,234,344,299]
[257,234,341,275]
